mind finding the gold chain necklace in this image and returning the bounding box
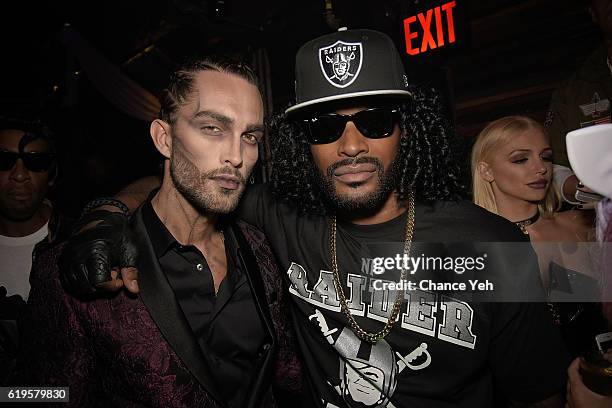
[330,191,415,343]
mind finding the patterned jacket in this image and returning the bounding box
[10,206,302,407]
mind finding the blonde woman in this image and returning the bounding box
[471,115,602,355]
[472,116,593,275]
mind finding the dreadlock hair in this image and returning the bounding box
[0,116,56,154]
[159,55,261,125]
[268,85,467,216]
[0,115,58,181]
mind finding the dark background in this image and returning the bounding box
[0,0,601,215]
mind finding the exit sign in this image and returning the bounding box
[402,0,467,57]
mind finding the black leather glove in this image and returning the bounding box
[60,210,138,296]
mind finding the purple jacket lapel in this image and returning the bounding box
[231,222,277,408]
[130,208,227,407]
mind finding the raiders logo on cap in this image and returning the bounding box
[286,28,413,116]
[318,40,363,88]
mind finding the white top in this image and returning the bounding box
[0,222,49,301]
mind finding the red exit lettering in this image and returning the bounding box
[403,1,457,56]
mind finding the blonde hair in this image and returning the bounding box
[471,115,560,217]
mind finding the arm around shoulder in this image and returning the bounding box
[116,175,161,213]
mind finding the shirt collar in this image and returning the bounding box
[142,195,240,261]
[142,198,179,258]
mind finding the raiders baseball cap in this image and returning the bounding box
[285,27,412,116]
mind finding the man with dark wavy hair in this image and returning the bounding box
[10,57,300,407]
[61,29,567,407]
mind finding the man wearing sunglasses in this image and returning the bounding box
[0,117,70,383]
[60,29,567,407]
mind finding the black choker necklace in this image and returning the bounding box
[515,211,540,235]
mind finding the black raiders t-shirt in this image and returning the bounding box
[237,184,568,408]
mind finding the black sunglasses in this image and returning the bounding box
[303,107,400,145]
[0,151,55,172]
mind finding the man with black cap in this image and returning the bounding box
[62,28,568,407]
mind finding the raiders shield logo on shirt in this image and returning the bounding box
[319,40,363,88]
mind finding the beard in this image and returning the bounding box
[316,154,400,216]
[169,142,247,214]
[0,197,44,222]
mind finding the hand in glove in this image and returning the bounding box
[60,210,139,296]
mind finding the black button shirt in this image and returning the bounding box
[142,200,268,408]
